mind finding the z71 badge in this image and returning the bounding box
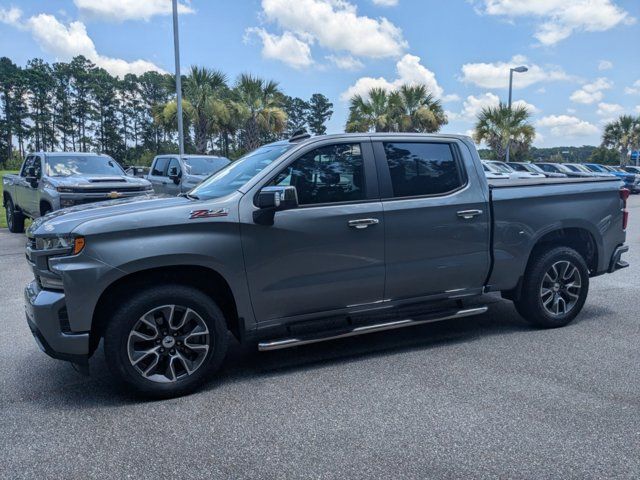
[189,208,229,219]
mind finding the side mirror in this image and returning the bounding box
[25,166,38,187]
[168,166,181,184]
[253,186,298,225]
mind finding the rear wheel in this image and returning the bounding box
[5,198,25,233]
[104,285,229,398]
[514,246,589,328]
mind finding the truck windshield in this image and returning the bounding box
[45,155,124,177]
[190,143,295,200]
[183,157,230,176]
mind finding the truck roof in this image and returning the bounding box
[267,132,474,148]
[29,151,112,158]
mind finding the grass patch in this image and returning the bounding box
[1,170,19,229]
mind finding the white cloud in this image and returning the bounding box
[625,80,640,95]
[0,6,21,24]
[372,0,399,6]
[2,11,165,77]
[442,94,461,103]
[73,0,194,22]
[326,54,364,71]
[341,54,447,101]
[569,77,612,104]
[460,54,570,89]
[458,92,538,121]
[259,0,408,59]
[536,115,599,137]
[597,102,623,116]
[246,28,313,69]
[474,0,635,45]
[598,60,613,71]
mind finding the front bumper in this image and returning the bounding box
[608,245,629,273]
[24,280,89,363]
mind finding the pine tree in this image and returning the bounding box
[307,93,333,136]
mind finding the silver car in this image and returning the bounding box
[147,155,230,195]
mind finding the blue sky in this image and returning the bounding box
[1,0,639,147]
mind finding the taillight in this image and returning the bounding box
[620,188,629,230]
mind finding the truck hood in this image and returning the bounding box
[46,174,150,188]
[28,195,190,236]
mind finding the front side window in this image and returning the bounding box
[151,158,169,176]
[45,155,124,177]
[272,143,365,205]
[21,157,36,177]
[384,142,464,198]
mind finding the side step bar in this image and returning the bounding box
[258,306,488,352]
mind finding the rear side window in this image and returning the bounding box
[383,142,464,198]
[151,158,169,176]
[272,143,365,205]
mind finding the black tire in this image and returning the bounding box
[5,197,25,233]
[514,246,589,328]
[40,203,52,216]
[104,284,229,398]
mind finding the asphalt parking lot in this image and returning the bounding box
[1,197,639,479]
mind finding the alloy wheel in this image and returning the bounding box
[540,260,582,316]
[127,305,210,383]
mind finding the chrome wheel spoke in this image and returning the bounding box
[540,260,582,317]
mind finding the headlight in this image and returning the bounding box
[57,186,75,193]
[35,235,85,255]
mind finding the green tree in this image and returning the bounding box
[283,96,309,137]
[588,146,621,165]
[92,68,123,157]
[69,56,97,151]
[26,58,55,151]
[231,74,286,151]
[388,84,447,133]
[602,115,640,165]
[0,57,20,165]
[307,93,333,136]
[52,62,75,151]
[473,103,535,161]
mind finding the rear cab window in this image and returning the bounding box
[381,142,466,198]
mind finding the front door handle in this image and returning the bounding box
[457,209,483,220]
[348,218,380,229]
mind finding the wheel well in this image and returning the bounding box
[90,265,240,355]
[529,228,598,274]
[3,191,10,207]
[502,228,598,302]
[40,200,52,215]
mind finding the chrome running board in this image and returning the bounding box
[258,306,488,352]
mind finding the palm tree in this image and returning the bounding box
[182,66,228,153]
[602,115,640,165]
[231,74,286,151]
[346,84,447,133]
[473,103,535,161]
[389,85,447,133]
[346,88,393,133]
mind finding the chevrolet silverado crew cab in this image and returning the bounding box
[3,152,152,233]
[24,133,630,398]
[147,154,230,195]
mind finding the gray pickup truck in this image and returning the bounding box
[3,152,152,233]
[147,154,230,195]
[23,133,630,398]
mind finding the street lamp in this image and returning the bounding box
[172,0,185,158]
[505,65,528,163]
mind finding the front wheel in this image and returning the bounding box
[104,285,229,398]
[513,246,589,328]
[5,197,25,233]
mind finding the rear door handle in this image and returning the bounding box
[348,218,380,229]
[457,209,483,219]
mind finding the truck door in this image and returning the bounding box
[373,138,491,301]
[17,155,41,217]
[148,157,170,194]
[239,140,385,322]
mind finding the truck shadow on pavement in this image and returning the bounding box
[17,296,616,407]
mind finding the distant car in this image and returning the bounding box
[622,165,640,175]
[582,163,638,192]
[536,163,593,178]
[562,163,605,177]
[508,162,567,178]
[481,161,510,179]
[147,154,231,195]
[484,160,545,179]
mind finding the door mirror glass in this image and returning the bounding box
[168,165,181,183]
[253,186,298,225]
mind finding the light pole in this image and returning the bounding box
[505,65,528,163]
[172,0,185,157]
